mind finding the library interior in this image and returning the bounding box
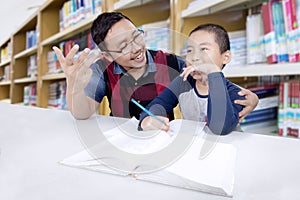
[1,0,300,199]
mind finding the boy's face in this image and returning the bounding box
[186,30,231,79]
[103,19,147,70]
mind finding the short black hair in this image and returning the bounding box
[91,12,133,50]
[189,24,230,54]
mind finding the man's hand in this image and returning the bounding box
[52,44,101,119]
[235,88,259,122]
[52,44,100,91]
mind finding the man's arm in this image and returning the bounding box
[53,45,100,119]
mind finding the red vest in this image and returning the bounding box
[103,50,180,118]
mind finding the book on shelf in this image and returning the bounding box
[246,13,266,64]
[0,41,12,63]
[261,1,278,64]
[26,28,37,49]
[278,80,300,138]
[0,65,10,82]
[60,117,237,197]
[282,0,300,62]
[23,83,37,106]
[48,32,96,74]
[48,81,67,110]
[59,0,102,31]
[27,54,37,78]
[47,51,61,74]
[227,30,247,67]
[241,119,278,134]
[240,82,279,126]
[241,107,278,124]
[138,20,170,52]
[272,1,289,63]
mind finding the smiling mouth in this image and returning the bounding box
[131,52,144,61]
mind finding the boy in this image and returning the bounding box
[139,24,247,135]
[52,12,257,121]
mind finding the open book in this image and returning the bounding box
[60,116,236,197]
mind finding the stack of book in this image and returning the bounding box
[27,54,38,78]
[48,81,67,110]
[261,0,300,64]
[47,51,61,74]
[24,84,37,106]
[278,79,300,138]
[59,0,102,31]
[0,41,12,63]
[246,13,266,64]
[26,28,37,49]
[1,65,10,81]
[139,20,170,52]
[227,30,247,67]
[240,81,279,127]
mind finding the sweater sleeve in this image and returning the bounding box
[207,72,245,135]
[139,76,185,123]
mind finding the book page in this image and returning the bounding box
[103,117,176,154]
[165,136,236,196]
[60,117,211,193]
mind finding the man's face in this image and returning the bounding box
[103,19,147,70]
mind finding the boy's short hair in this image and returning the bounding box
[91,12,133,50]
[189,24,230,54]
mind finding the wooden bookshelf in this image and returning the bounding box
[42,73,66,81]
[0,84,10,101]
[0,37,12,102]
[14,77,37,84]
[1,0,299,129]
[41,15,97,47]
[181,0,265,18]
[0,98,11,104]
[14,46,38,60]
[11,11,38,105]
[0,81,11,86]
[0,59,11,68]
[113,0,154,10]
[223,62,300,78]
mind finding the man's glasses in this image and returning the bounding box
[101,29,144,55]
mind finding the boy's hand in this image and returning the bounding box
[52,45,100,92]
[141,116,170,132]
[235,88,259,122]
[181,51,221,83]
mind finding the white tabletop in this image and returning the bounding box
[0,103,300,200]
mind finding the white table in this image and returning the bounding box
[0,103,300,200]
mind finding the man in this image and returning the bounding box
[53,12,258,121]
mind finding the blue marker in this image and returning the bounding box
[131,98,168,127]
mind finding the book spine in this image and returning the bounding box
[262,1,278,64]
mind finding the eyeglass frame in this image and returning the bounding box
[99,29,145,55]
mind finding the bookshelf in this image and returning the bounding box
[38,0,104,108]
[0,37,12,102]
[223,62,300,78]
[11,11,38,105]
[1,0,300,135]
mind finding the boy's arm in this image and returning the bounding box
[139,77,182,130]
[207,72,244,135]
